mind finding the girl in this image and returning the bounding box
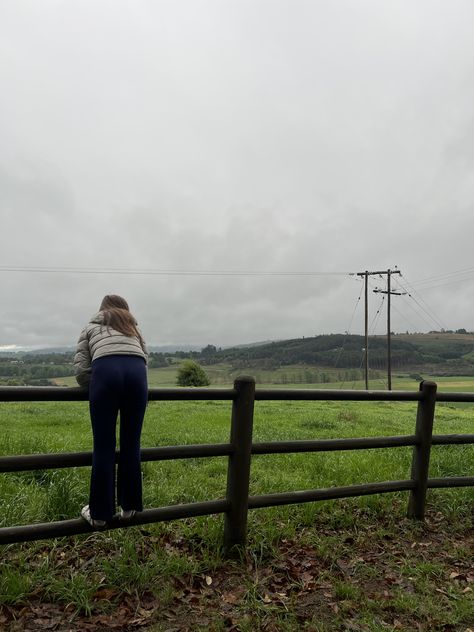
[74,295,148,528]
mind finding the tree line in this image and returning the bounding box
[2,332,474,386]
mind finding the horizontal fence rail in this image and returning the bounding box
[248,480,417,510]
[2,436,473,470]
[254,389,424,401]
[0,501,230,545]
[3,384,474,402]
[0,444,234,473]
[0,386,237,402]
[0,380,473,549]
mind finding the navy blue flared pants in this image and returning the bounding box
[88,355,148,522]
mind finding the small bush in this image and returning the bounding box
[176,361,210,387]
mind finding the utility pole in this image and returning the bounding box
[364,271,369,390]
[357,268,402,390]
[373,269,405,390]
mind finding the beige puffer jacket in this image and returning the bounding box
[74,312,148,386]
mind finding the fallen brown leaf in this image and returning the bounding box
[92,587,119,601]
[222,590,244,605]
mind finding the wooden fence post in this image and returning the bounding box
[407,380,437,519]
[224,376,256,552]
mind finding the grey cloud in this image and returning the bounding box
[2,0,474,348]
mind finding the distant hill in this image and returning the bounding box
[4,332,474,377]
[29,347,75,355]
[223,340,275,350]
[192,333,474,375]
[148,344,202,353]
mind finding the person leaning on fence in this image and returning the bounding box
[74,294,148,528]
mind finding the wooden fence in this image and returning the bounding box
[0,379,473,549]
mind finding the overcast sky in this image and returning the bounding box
[1,0,474,349]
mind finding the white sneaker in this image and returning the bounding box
[120,508,136,520]
[81,505,106,529]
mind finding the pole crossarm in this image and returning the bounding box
[373,289,406,295]
[356,270,401,277]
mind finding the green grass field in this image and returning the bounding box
[1,395,473,525]
[0,383,473,630]
[54,362,474,391]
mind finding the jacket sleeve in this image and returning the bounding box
[137,328,149,364]
[74,327,92,387]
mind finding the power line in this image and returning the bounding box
[407,294,445,331]
[369,295,385,334]
[410,265,474,287]
[0,265,352,277]
[401,265,474,295]
[344,285,364,335]
[390,301,421,332]
[3,262,473,288]
[334,284,364,372]
[411,275,474,291]
[396,275,446,331]
[396,293,439,330]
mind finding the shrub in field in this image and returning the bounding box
[176,361,210,387]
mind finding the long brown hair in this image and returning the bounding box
[99,295,144,345]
